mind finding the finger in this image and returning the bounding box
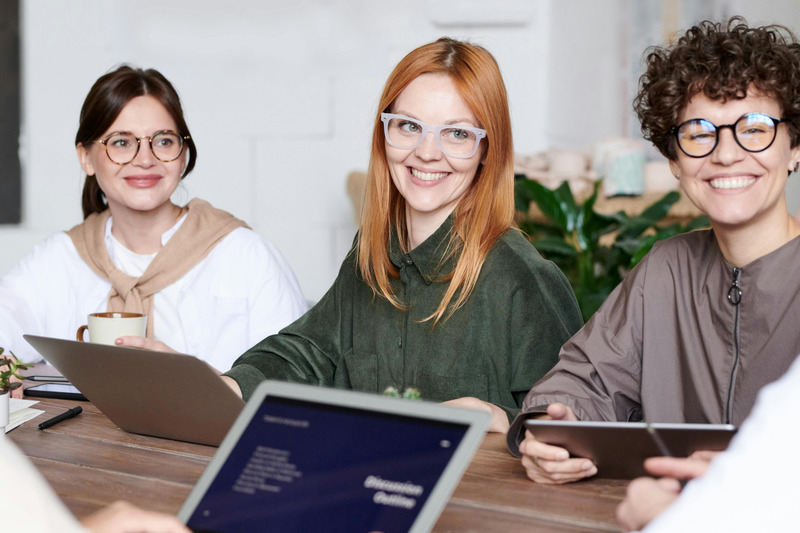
[114,335,149,348]
[644,456,709,479]
[521,454,597,484]
[546,402,578,421]
[521,433,570,461]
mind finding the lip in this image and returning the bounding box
[123,175,162,188]
[408,166,450,186]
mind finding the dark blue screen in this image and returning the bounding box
[186,395,468,533]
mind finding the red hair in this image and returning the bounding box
[357,37,515,324]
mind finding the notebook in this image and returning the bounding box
[178,380,491,533]
[23,334,244,446]
[524,419,737,478]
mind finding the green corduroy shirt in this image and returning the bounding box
[224,216,582,422]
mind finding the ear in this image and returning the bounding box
[789,144,800,174]
[76,143,95,177]
[668,159,681,180]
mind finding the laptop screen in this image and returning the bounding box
[185,394,471,533]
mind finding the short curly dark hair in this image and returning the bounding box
[634,17,800,160]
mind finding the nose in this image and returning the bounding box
[413,132,444,161]
[131,137,156,166]
[711,126,746,165]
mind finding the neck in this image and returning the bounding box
[405,208,452,251]
[714,212,800,267]
[108,202,184,254]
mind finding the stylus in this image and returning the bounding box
[38,406,83,430]
[645,424,688,488]
[26,375,70,382]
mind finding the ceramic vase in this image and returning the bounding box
[0,390,8,439]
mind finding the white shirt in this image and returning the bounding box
[643,353,800,532]
[1,437,88,532]
[0,223,308,371]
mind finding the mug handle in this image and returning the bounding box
[76,325,89,342]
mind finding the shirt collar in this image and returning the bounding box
[104,210,190,250]
[389,215,458,284]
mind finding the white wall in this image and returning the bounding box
[2,0,799,302]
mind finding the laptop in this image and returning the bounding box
[524,419,737,478]
[178,380,491,533]
[23,334,245,446]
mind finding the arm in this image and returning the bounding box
[507,255,651,456]
[81,501,190,533]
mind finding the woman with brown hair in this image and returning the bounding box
[0,66,307,388]
[511,17,800,485]
[222,37,582,432]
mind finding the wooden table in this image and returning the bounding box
[11,396,626,532]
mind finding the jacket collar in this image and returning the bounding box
[389,215,458,285]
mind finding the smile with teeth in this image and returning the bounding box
[410,168,449,181]
[709,176,756,190]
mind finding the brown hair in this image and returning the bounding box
[357,37,515,325]
[634,17,800,160]
[75,65,197,219]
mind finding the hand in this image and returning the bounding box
[81,500,190,533]
[441,397,510,433]
[114,336,180,354]
[518,403,597,484]
[220,376,243,398]
[616,451,716,531]
[616,476,682,531]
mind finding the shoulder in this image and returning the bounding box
[484,228,564,279]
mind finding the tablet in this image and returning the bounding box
[25,382,88,402]
[524,419,737,479]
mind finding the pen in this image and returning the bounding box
[26,375,70,382]
[645,423,688,488]
[38,406,83,430]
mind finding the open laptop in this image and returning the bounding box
[23,334,244,446]
[178,380,490,533]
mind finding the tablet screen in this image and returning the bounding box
[186,395,470,533]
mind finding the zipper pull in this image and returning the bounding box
[727,267,742,305]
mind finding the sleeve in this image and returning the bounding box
[0,235,68,363]
[223,253,353,400]
[642,355,800,532]
[501,259,584,422]
[506,253,649,455]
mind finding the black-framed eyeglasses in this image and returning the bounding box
[95,130,190,165]
[380,113,486,159]
[672,113,785,158]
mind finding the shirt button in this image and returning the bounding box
[397,338,403,348]
[404,257,413,265]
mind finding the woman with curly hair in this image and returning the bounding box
[221,37,582,432]
[508,17,800,483]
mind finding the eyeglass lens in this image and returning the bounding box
[384,116,481,158]
[103,131,185,164]
[676,113,779,157]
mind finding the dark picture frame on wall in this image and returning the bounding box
[0,0,21,224]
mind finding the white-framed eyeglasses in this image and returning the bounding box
[381,113,487,159]
[95,130,190,165]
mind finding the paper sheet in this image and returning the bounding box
[6,398,45,433]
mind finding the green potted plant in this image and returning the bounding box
[515,178,709,321]
[0,347,31,438]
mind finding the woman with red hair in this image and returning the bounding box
[223,38,582,432]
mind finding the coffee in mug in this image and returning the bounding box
[76,312,147,345]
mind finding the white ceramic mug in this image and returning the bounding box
[76,312,147,345]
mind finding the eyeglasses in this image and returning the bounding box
[672,113,785,158]
[95,130,190,165]
[381,113,486,159]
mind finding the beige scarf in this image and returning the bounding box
[67,199,249,338]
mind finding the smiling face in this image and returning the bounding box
[386,73,486,245]
[76,95,186,219]
[670,91,800,232]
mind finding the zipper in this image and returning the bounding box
[725,267,742,424]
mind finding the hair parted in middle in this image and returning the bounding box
[357,37,515,325]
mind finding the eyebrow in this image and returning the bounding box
[391,111,481,128]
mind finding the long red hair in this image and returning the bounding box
[357,37,515,324]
